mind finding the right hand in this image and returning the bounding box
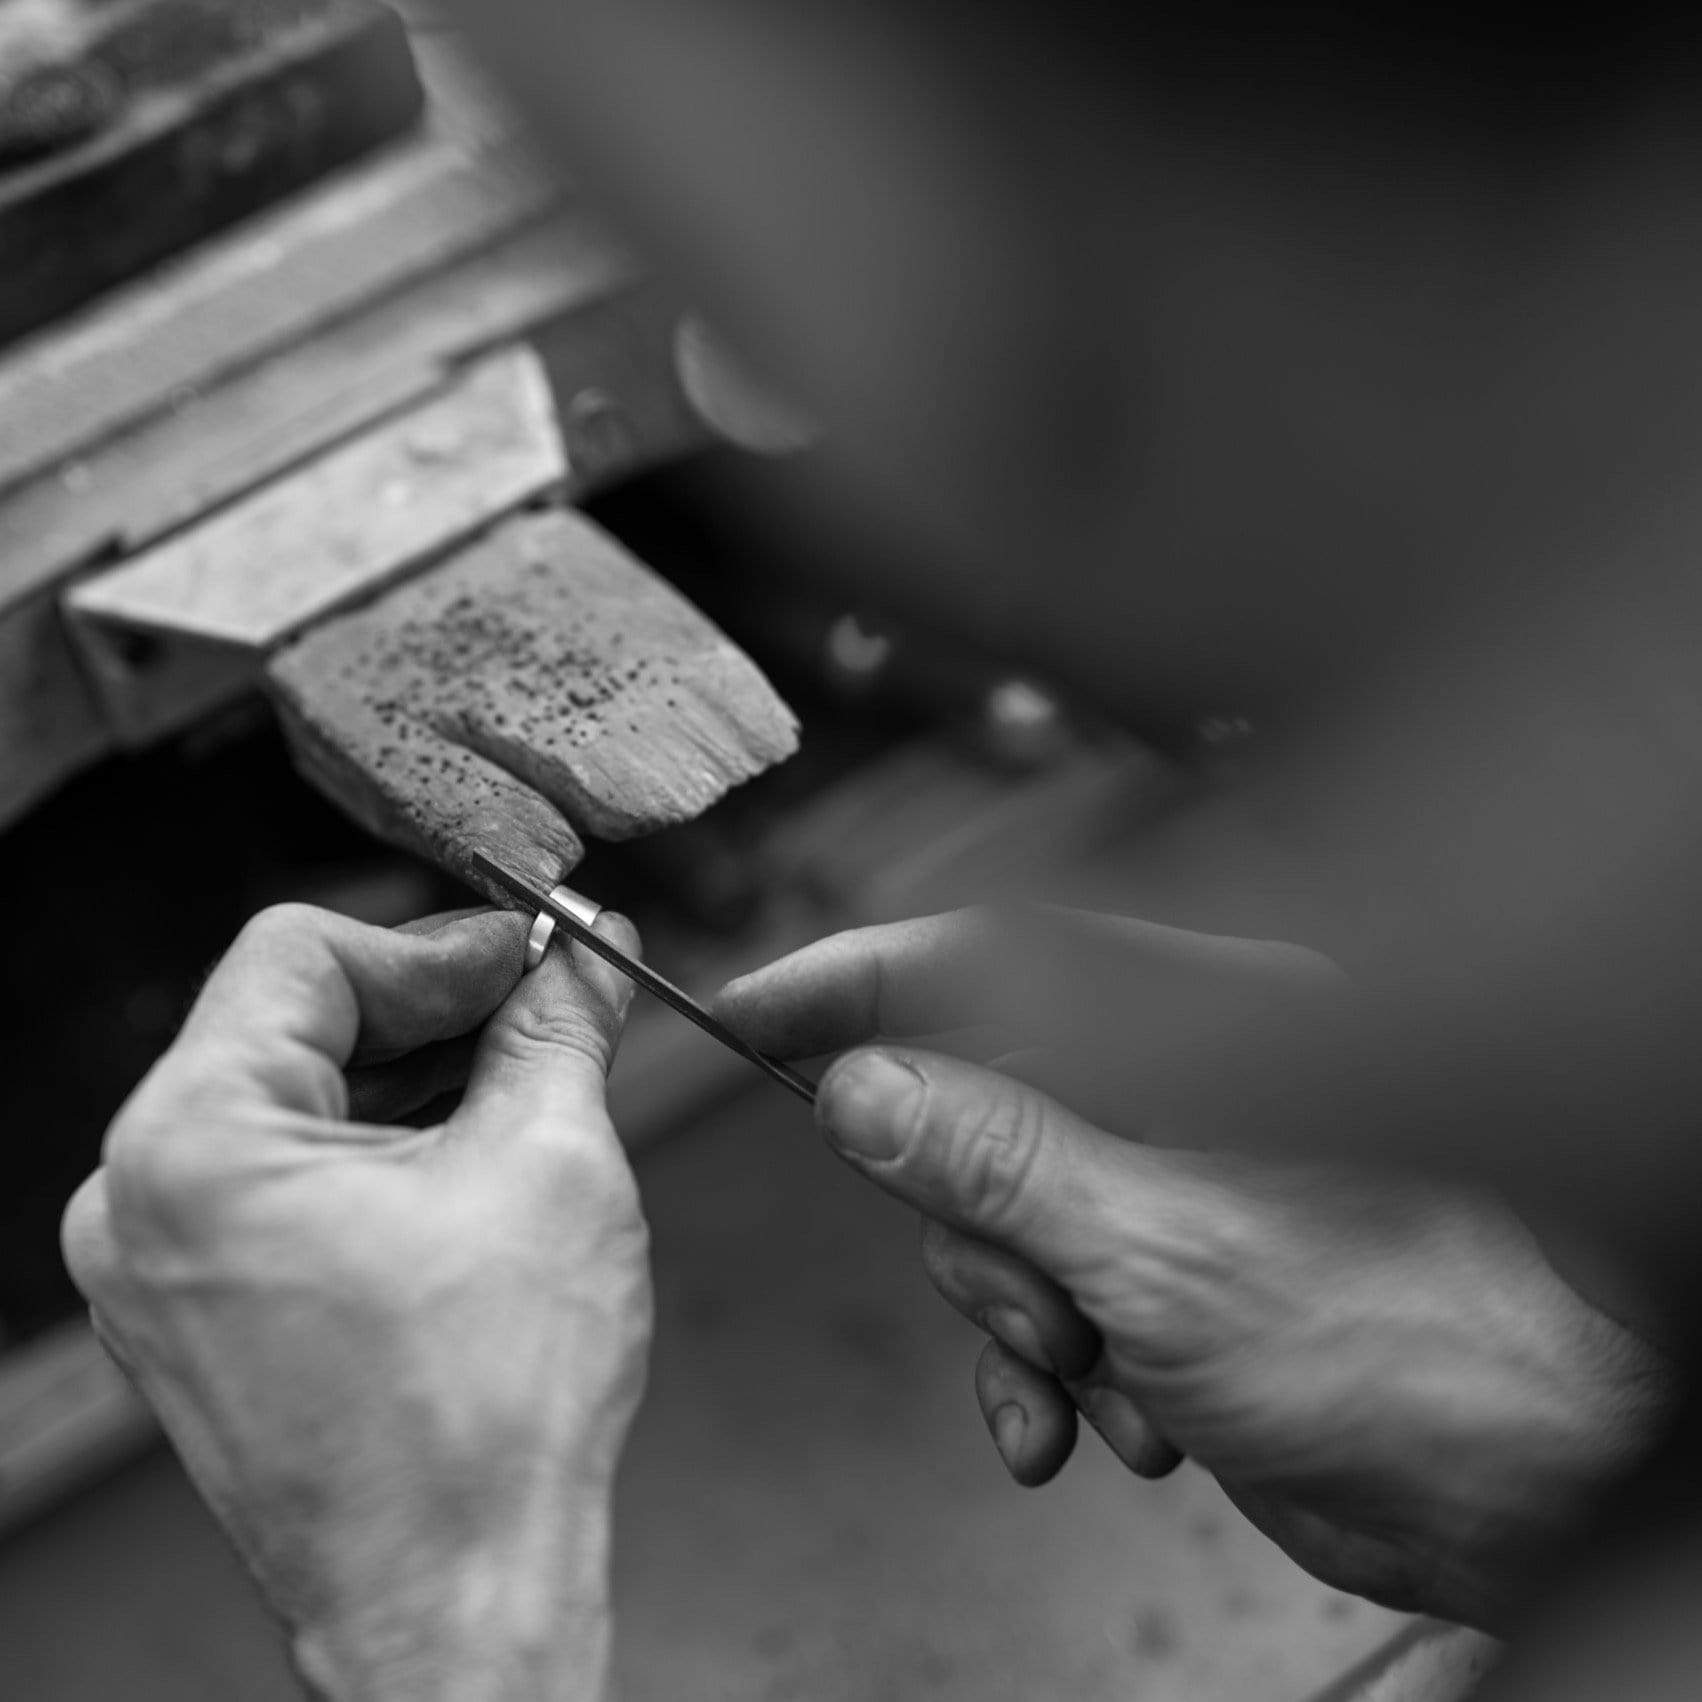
[716,909,1671,1629]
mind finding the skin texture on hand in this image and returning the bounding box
[61,904,653,1702]
[716,909,1674,1630]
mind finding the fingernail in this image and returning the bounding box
[992,1403,1027,1468]
[819,1052,923,1162]
[981,1305,1055,1375]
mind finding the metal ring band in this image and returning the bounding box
[522,887,603,973]
[523,909,557,973]
[547,885,603,929]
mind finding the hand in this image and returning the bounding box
[62,903,652,1702]
[716,909,1672,1629]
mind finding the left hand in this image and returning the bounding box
[61,903,652,1702]
[716,909,1671,1628]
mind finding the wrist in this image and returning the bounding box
[290,1487,616,1702]
[1434,1335,1676,1632]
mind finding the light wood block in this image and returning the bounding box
[0,130,553,493]
[266,505,800,895]
[0,590,111,828]
[69,341,562,647]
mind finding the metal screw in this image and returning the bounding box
[564,389,635,483]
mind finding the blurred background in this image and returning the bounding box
[0,2,1413,1694]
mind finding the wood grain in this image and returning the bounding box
[0,590,110,827]
[0,218,634,613]
[66,344,564,656]
[0,127,552,492]
[265,505,799,894]
[0,220,631,829]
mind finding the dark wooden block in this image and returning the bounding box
[0,0,424,348]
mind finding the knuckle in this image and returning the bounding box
[936,1082,1048,1231]
[60,1174,115,1296]
[99,1104,155,1177]
[223,903,344,986]
[234,901,326,950]
[493,999,611,1070]
[101,1110,225,1237]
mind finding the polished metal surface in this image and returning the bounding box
[547,885,603,930]
[522,908,557,973]
[473,851,817,1106]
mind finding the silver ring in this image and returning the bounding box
[522,887,603,973]
[548,885,603,929]
[523,909,557,972]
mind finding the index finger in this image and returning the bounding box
[714,906,1338,1064]
[712,911,1017,1059]
[144,905,528,1120]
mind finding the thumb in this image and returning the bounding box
[453,910,640,1142]
[816,1047,1141,1289]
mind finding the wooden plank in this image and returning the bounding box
[405,26,525,160]
[0,127,553,492]
[27,269,706,784]
[265,506,800,896]
[0,0,425,347]
[67,343,564,656]
[0,1318,156,1537]
[0,590,111,829]
[0,219,636,616]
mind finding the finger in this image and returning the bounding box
[565,911,642,1030]
[989,1041,1162,1144]
[353,912,533,1066]
[918,1218,1101,1381]
[713,911,1016,1057]
[392,906,496,938]
[817,1046,1173,1293]
[974,1337,1077,1487]
[716,909,1343,1129]
[346,1033,481,1125]
[453,910,640,1144]
[1069,1372,1186,1480]
[146,906,529,1120]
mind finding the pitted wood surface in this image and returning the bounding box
[265,505,799,894]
